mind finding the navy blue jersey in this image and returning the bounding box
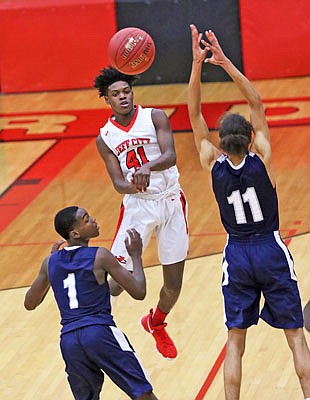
[212,153,279,236]
[48,246,115,334]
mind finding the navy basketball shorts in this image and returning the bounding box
[221,231,304,330]
[60,324,153,399]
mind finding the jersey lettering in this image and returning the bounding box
[63,273,78,309]
[115,137,151,156]
[227,187,263,224]
[126,146,149,170]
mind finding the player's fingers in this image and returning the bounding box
[142,175,150,190]
[134,174,143,191]
[206,30,219,45]
[51,239,66,253]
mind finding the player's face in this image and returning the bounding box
[73,208,100,239]
[105,81,134,114]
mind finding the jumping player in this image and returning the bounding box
[24,206,158,400]
[94,67,189,359]
[188,24,310,400]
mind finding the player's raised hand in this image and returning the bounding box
[190,24,209,63]
[202,30,228,66]
[50,239,66,253]
[125,228,143,258]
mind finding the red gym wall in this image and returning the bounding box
[0,0,117,93]
[239,0,310,80]
[0,0,309,93]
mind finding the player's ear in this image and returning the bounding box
[104,96,110,105]
[70,229,80,239]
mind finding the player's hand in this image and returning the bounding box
[190,24,209,64]
[125,229,143,258]
[202,30,228,66]
[50,239,66,253]
[132,165,150,192]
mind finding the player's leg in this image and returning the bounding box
[221,239,261,399]
[156,190,188,313]
[109,196,155,297]
[141,260,185,359]
[224,328,247,400]
[137,393,158,399]
[284,328,310,398]
[159,259,185,312]
[258,234,309,396]
[141,192,188,359]
[303,300,310,333]
[84,325,157,399]
[60,330,104,400]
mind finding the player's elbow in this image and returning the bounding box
[132,287,147,300]
[24,291,39,310]
[24,300,36,310]
[166,151,176,167]
[250,92,263,109]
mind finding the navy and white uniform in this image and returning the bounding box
[212,153,303,330]
[100,105,188,269]
[48,246,153,400]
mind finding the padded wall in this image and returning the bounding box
[115,0,242,85]
[0,0,117,93]
[239,0,310,80]
[0,0,309,93]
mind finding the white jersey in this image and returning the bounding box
[100,105,180,199]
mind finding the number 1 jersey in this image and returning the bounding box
[48,246,115,334]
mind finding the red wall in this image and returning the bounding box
[0,0,116,93]
[239,0,310,80]
[0,0,309,93]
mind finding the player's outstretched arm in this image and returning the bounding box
[188,24,220,171]
[94,229,146,300]
[203,30,271,157]
[24,239,65,310]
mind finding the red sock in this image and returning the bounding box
[151,306,168,326]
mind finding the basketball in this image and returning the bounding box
[108,27,155,75]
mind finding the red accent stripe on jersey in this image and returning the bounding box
[108,105,140,132]
[110,202,125,249]
[180,190,189,234]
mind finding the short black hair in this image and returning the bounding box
[218,113,252,155]
[94,66,138,97]
[54,206,79,240]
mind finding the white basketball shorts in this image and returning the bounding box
[111,190,189,270]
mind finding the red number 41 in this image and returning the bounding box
[126,146,149,170]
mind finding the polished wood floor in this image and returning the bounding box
[0,77,309,399]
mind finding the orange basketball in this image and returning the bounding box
[108,27,155,75]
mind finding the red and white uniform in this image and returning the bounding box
[100,105,189,269]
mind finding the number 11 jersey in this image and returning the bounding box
[212,152,279,236]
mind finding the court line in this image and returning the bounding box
[0,229,303,248]
[0,137,92,234]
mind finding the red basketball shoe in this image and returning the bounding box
[141,309,177,359]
